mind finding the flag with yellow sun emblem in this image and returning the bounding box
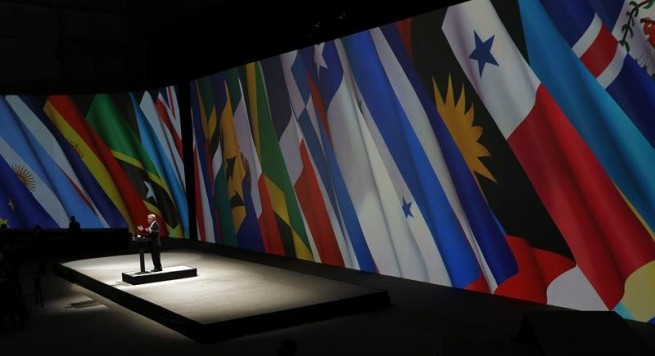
[0,154,56,228]
[409,6,575,303]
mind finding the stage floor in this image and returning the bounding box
[54,250,389,342]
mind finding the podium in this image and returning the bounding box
[122,235,197,285]
[132,235,152,273]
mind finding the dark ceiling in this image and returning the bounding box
[0,0,458,95]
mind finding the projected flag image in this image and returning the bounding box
[191,0,655,324]
[0,88,188,238]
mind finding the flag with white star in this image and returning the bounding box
[85,93,182,237]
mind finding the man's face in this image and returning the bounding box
[147,215,154,223]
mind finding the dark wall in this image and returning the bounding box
[0,0,462,95]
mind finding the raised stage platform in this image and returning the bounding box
[54,250,389,343]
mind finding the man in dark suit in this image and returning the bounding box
[137,213,162,272]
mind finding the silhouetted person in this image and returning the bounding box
[33,225,46,275]
[0,224,29,325]
[0,247,29,327]
[68,215,81,241]
[137,213,162,272]
[0,223,11,281]
[277,339,298,356]
[0,224,19,293]
[1,223,11,272]
[0,223,8,260]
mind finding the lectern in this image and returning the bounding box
[132,235,151,273]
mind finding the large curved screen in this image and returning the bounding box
[191,0,655,324]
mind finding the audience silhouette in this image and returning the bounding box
[0,223,29,328]
[277,338,298,356]
[68,216,81,241]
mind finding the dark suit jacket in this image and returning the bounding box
[148,221,161,246]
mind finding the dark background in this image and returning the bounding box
[0,0,462,95]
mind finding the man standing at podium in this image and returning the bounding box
[137,213,162,272]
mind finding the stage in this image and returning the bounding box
[54,250,389,343]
